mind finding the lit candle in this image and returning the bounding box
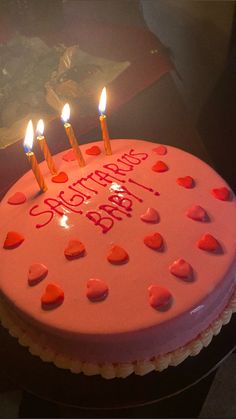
[61,104,85,167]
[36,119,57,175]
[24,120,47,192]
[98,87,112,155]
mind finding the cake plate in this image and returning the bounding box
[0,314,235,410]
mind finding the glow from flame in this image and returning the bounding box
[58,214,70,229]
[61,103,70,123]
[98,87,107,114]
[109,182,124,193]
[24,120,34,153]
[36,119,44,136]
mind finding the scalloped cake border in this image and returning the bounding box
[0,289,235,379]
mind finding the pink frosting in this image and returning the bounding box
[0,139,236,363]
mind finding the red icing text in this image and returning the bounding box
[29,148,157,232]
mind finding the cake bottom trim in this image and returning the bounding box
[0,290,236,379]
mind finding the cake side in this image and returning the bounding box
[0,284,235,378]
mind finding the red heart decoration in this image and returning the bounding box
[107,245,129,264]
[41,283,64,307]
[86,278,109,302]
[62,149,76,162]
[64,239,86,260]
[7,192,26,205]
[153,145,167,155]
[86,145,101,156]
[211,187,230,201]
[28,263,48,286]
[3,231,25,249]
[148,285,172,310]
[186,205,207,221]
[169,258,193,280]
[197,233,221,252]
[140,208,159,223]
[152,161,168,172]
[177,176,194,189]
[51,171,68,183]
[144,232,163,250]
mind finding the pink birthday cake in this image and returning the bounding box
[0,139,236,379]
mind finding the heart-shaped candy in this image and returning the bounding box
[3,231,24,249]
[197,233,221,252]
[7,192,26,205]
[177,176,194,189]
[51,171,68,183]
[148,285,172,310]
[153,145,167,155]
[62,149,76,162]
[86,145,101,156]
[28,263,48,286]
[169,258,193,280]
[107,245,129,264]
[144,232,163,250]
[186,205,207,221]
[86,278,109,302]
[64,239,86,260]
[140,208,159,223]
[41,283,64,308]
[152,161,168,172]
[211,187,230,201]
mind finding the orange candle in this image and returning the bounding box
[99,87,112,155]
[24,120,47,192]
[36,119,57,175]
[61,104,85,168]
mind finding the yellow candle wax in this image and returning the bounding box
[37,135,57,175]
[99,114,112,156]
[26,151,47,192]
[36,120,57,175]
[64,122,85,167]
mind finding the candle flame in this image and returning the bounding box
[61,103,70,123]
[98,87,107,114]
[36,119,44,136]
[24,120,34,152]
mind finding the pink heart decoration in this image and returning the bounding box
[153,145,167,155]
[51,171,68,183]
[169,258,193,280]
[140,208,159,223]
[41,283,64,308]
[197,233,221,252]
[148,285,172,310]
[186,205,208,222]
[3,231,25,249]
[28,263,48,286]
[62,149,76,162]
[144,232,163,250]
[107,245,129,264]
[177,176,194,189]
[152,161,169,172]
[211,187,231,201]
[86,278,109,302]
[7,192,26,205]
[64,239,86,260]
[86,145,101,155]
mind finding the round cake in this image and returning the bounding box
[0,139,236,379]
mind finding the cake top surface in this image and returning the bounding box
[0,139,236,337]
